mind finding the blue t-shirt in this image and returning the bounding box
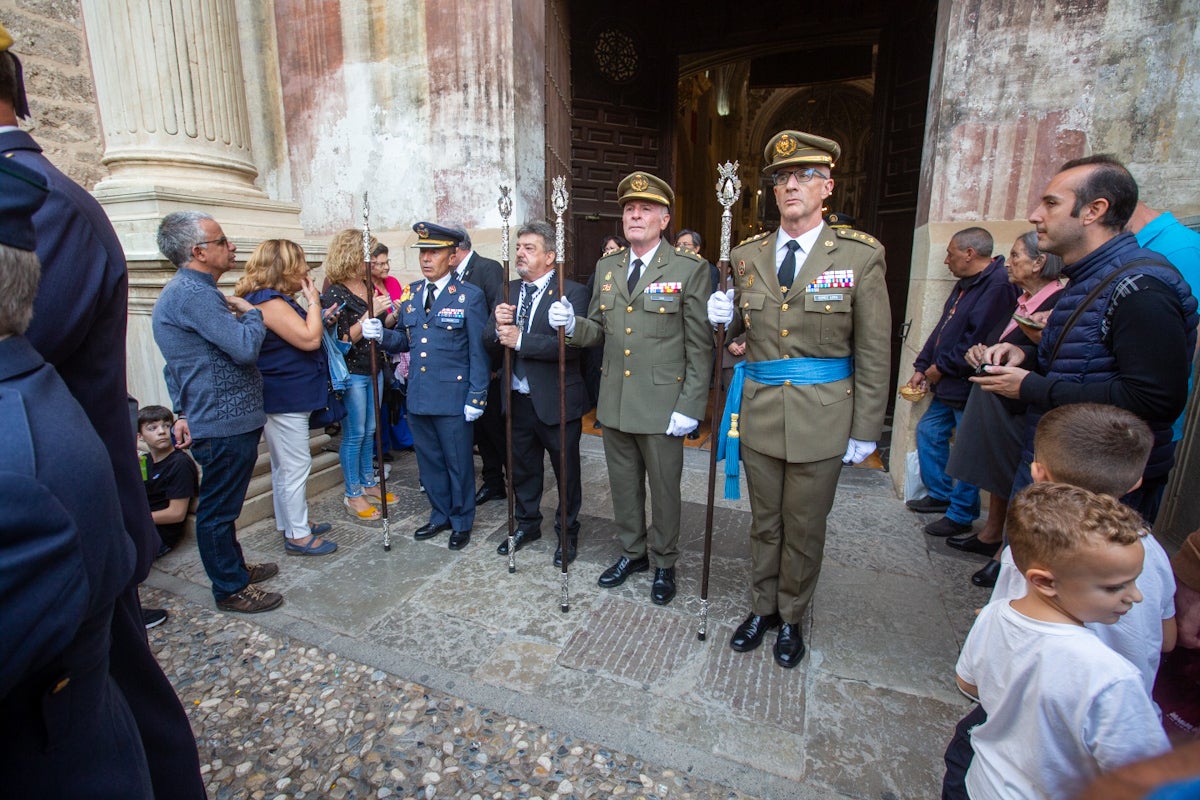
[243,289,328,414]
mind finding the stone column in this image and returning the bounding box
[81,0,262,196]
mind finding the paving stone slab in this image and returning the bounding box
[689,626,807,731]
[802,674,968,799]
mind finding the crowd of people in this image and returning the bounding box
[3,13,1200,795]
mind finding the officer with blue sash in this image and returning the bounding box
[709,130,891,668]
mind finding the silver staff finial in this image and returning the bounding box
[715,162,741,263]
[361,192,372,262]
[498,185,512,260]
[551,176,569,264]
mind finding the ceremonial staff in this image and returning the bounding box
[498,185,518,573]
[699,162,741,641]
[551,175,571,613]
[361,193,392,551]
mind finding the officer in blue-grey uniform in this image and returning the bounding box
[363,222,489,549]
[0,154,153,797]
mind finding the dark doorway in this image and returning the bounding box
[566,0,939,406]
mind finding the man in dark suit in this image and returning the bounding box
[366,222,490,549]
[487,220,590,565]
[0,26,205,797]
[449,224,509,505]
[0,151,153,799]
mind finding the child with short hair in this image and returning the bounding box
[955,483,1169,799]
[993,403,1178,688]
[138,405,198,555]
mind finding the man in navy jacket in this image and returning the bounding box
[905,228,1018,536]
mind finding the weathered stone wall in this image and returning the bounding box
[3,0,106,189]
[894,0,1200,494]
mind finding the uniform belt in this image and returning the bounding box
[716,356,853,499]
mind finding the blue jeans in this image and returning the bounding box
[916,398,980,524]
[340,373,381,496]
[191,429,261,600]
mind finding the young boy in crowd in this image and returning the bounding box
[954,483,1170,799]
[943,403,1176,799]
[137,405,198,556]
[992,403,1177,689]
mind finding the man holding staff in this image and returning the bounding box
[488,220,590,566]
[709,131,891,667]
[549,172,711,605]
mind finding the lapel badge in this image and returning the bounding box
[745,274,754,288]
[459,295,466,304]
[602,283,613,292]
[604,271,613,281]
[825,240,834,247]
[447,284,457,294]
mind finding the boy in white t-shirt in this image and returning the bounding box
[992,404,1177,690]
[955,484,1169,800]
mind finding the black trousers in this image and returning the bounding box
[475,374,507,489]
[511,392,582,537]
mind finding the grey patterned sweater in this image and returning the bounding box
[152,267,266,439]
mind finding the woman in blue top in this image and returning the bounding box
[235,240,337,555]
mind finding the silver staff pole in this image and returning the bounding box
[699,161,741,640]
[497,185,518,573]
[551,175,571,613]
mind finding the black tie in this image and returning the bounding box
[627,259,643,295]
[513,283,537,382]
[424,284,435,313]
[778,240,800,292]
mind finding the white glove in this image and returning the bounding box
[547,297,576,336]
[361,317,384,341]
[665,412,699,437]
[707,289,735,326]
[842,438,876,465]
[464,404,484,423]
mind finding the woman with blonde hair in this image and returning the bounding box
[235,239,337,554]
[321,229,397,519]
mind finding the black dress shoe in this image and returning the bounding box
[553,539,578,567]
[972,559,1002,588]
[730,612,782,652]
[947,531,1002,556]
[448,530,471,550]
[414,521,451,540]
[474,485,506,505]
[651,567,676,605]
[597,556,649,588]
[906,495,950,513]
[773,623,806,668]
[496,528,541,555]
[924,516,973,537]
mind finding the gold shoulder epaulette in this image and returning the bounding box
[835,228,880,247]
[672,247,704,263]
[599,247,626,260]
[736,230,771,247]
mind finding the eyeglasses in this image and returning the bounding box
[196,236,229,249]
[772,168,829,186]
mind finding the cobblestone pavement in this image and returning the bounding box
[146,587,755,800]
[146,436,983,799]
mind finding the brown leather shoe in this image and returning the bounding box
[247,563,279,583]
[216,585,283,614]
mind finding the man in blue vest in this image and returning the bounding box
[975,155,1198,523]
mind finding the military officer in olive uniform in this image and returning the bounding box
[364,222,489,550]
[709,131,891,667]
[549,172,711,605]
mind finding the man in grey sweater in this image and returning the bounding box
[152,211,281,613]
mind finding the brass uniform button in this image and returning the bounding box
[846,388,852,395]
[784,380,792,386]
[457,375,463,381]
[420,351,427,357]
[420,366,427,372]
[625,327,632,334]
[600,304,607,311]
[626,306,633,313]
[780,329,789,336]
[624,369,631,377]
[423,323,429,329]
[624,349,631,356]
[52,677,70,693]
[781,303,789,311]
[676,376,682,382]
[825,304,832,311]
[658,307,665,314]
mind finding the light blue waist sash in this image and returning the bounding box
[717,356,853,499]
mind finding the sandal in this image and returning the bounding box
[363,486,397,503]
[344,496,381,520]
